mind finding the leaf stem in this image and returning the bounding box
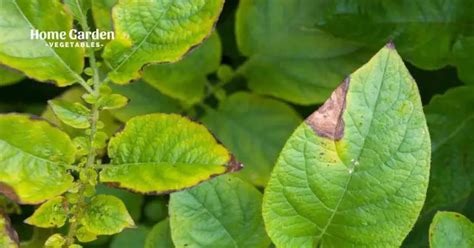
[65,6,104,245]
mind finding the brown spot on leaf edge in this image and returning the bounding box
[305,77,349,140]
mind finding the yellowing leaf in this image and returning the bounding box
[100,114,242,194]
[103,0,224,83]
[0,68,24,87]
[25,196,67,228]
[0,0,84,86]
[0,114,75,204]
[80,195,134,236]
[48,100,91,129]
[263,45,431,247]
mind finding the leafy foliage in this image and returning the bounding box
[0,0,473,247]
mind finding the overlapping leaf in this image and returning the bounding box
[236,0,371,105]
[145,219,174,248]
[0,114,75,204]
[0,68,24,87]
[263,46,430,247]
[202,92,301,186]
[143,32,222,104]
[0,0,84,86]
[0,212,18,248]
[100,114,242,194]
[103,0,225,83]
[25,196,67,228]
[169,175,270,247]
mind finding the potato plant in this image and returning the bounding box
[0,0,473,248]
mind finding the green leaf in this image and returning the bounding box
[0,212,19,248]
[315,0,474,71]
[48,100,91,129]
[145,219,174,248]
[263,45,430,247]
[64,0,91,24]
[44,234,65,248]
[235,0,371,104]
[25,196,67,228]
[109,80,181,122]
[103,0,225,84]
[144,198,167,223]
[97,94,129,110]
[111,226,150,248]
[91,0,117,31]
[429,212,474,248]
[143,32,222,104]
[453,36,474,84]
[100,114,242,194]
[202,92,301,186]
[405,86,474,246]
[80,195,134,236]
[0,68,24,87]
[96,184,144,222]
[0,114,75,204]
[76,227,97,243]
[0,0,84,86]
[169,175,270,247]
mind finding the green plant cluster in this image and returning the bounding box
[0,0,473,248]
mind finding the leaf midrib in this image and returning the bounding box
[11,0,82,83]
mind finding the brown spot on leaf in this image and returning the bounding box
[305,77,349,140]
[386,41,396,49]
[0,183,20,203]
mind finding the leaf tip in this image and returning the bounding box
[386,40,396,50]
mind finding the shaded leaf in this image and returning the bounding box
[110,226,150,248]
[145,219,174,248]
[96,184,144,222]
[143,32,222,104]
[100,114,242,194]
[202,92,301,186]
[169,175,270,247]
[0,114,75,204]
[103,0,225,83]
[109,80,181,122]
[0,68,24,87]
[429,212,474,248]
[64,0,91,24]
[0,212,19,248]
[235,0,371,104]
[0,0,84,86]
[263,46,430,247]
[91,0,117,31]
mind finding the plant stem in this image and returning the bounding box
[65,8,103,246]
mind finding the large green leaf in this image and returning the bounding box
[235,0,371,105]
[143,32,221,104]
[110,226,150,248]
[169,175,271,247]
[202,92,301,186]
[145,219,174,248]
[103,0,224,84]
[429,212,474,248]
[0,212,19,248]
[405,86,474,247]
[263,45,430,247]
[100,114,242,194]
[80,195,135,236]
[314,0,474,72]
[110,80,181,122]
[0,114,75,204]
[0,68,24,87]
[0,0,84,86]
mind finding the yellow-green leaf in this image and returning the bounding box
[0,114,75,204]
[25,196,67,228]
[263,45,431,247]
[97,94,129,110]
[429,212,474,248]
[100,114,242,194]
[0,0,84,86]
[103,0,224,84]
[0,68,24,87]
[80,195,134,236]
[145,219,174,248]
[48,100,91,129]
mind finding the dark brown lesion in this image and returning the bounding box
[0,182,20,203]
[305,77,349,140]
